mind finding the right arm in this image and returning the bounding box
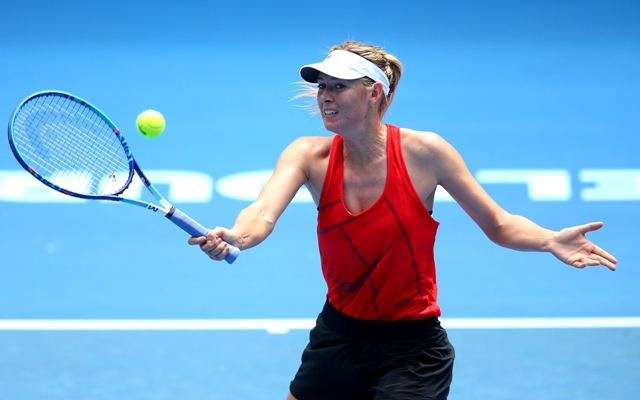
[188,137,314,261]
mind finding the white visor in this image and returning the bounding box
[300,50,390,95]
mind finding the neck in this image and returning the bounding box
[341,123,387,163]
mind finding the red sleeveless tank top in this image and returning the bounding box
[317,125,441,321]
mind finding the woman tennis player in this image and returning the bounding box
[189,40,617,400]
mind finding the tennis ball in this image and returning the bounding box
[136,110,165,138]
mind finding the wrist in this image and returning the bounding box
[540,230,558,253]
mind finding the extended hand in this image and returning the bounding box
[551,222,617,271]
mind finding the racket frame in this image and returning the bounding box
[7,90,239,263]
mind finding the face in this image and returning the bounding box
[316,72,376,134]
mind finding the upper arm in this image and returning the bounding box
[250,137,315,225]
[428,134,510,238]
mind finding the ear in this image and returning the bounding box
[370,82,385,104]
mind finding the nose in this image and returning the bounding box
[318,89,333,103]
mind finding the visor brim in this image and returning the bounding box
[300,62,366,83]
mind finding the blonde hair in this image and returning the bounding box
[293,40,404,118]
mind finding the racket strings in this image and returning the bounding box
[12,93,132,196]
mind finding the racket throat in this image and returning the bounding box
[165,206,177,219]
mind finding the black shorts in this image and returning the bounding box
[289,301,455,400]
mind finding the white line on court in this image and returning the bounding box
[1,317,639,334]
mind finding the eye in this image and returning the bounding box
[317,83,326,90]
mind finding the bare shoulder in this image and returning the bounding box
[399,128,456,164]
[283,135,333,161]
[278,136,333,203]
[275,135,333,180]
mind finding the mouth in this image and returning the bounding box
[323,109,338,117]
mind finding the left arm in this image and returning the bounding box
[421,132,617,271]
[487,215,617,271]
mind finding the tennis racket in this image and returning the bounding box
[7,90,240,263]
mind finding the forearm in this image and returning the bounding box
[230,203,276,250]
[487,213,555,252]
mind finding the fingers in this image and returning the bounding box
[580,221,604,234]
[570,222,617,271]
[187,228,235,262]
[571,251,617,271]
[187,235,207,246]
[571,258,600,269]
[572,259,616,271]
[593,252,617,271]
[593,245,618,265]
[586,236,618,271]
[600,260,617,272]
[200,232,229,261]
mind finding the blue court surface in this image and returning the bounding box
[1,1,639,399]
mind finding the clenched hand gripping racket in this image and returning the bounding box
[7,90,239,263]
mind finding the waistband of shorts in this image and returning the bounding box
[319,300,441,340]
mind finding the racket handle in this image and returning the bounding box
[166,207,240,264]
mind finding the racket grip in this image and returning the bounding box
[166,207,240,264]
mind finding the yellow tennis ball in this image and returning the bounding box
[136,110,165,138]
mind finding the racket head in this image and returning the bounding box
[7,90,135,200]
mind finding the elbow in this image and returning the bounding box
[255,205,277,234]
[236,204,277,248]
[481,211,511,246]
[484,229,504,246]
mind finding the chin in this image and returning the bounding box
[322,119,343,134]
[321,121,335,132]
